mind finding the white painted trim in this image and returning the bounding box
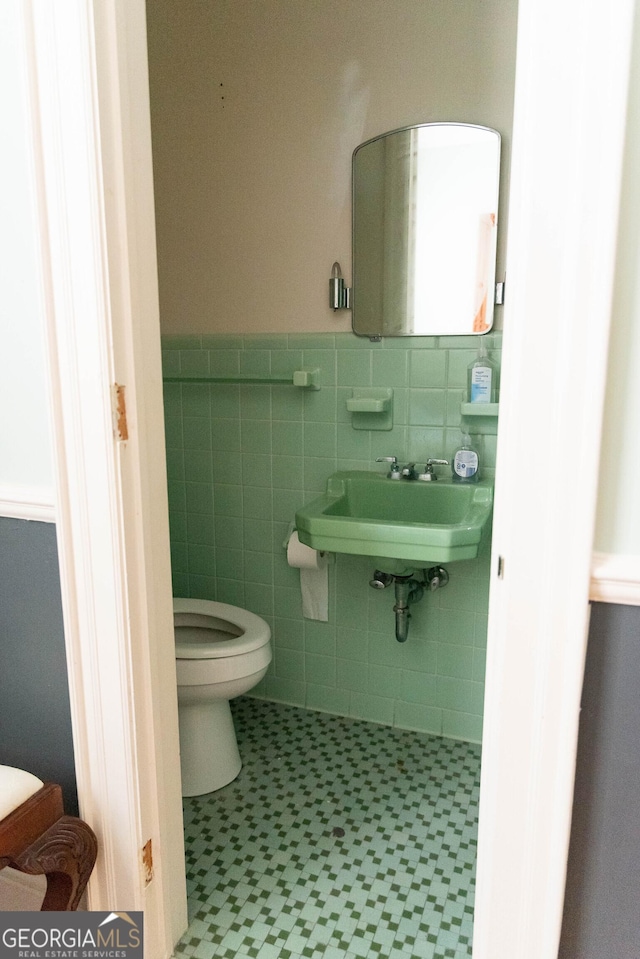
[590,552,640,606]
[473,0,635,957]
[0,485,55,522]
[23,0,186,954]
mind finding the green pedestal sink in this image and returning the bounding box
[295,471,493,575]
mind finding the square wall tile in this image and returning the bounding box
[214,484,243,516]
[336,626,369,662]
[187,513,214,546]
[274,618,304,650]
[303,350,336,386]
[242,453,272,488]
[303,388,337,423]
[408,390,446,427]
[272,455,303,490]
[337,658,369,692]
[180,350,210,376]
[276,648,304,682]
[240,385,271,419]
[210,384,240,419]
[305,653,336,687]
[436,644,474,680]
[185,482,213,515]
[272,420,303,455]
[243,486,273,519]
[372,351,408,387]
[368,665,401,699]
[214,515,243,548]
[272,386,303,421]
[243,519,272,552]
[337,351,371,387]
[183,417,211,451]
[304,457,337,492]
[304,422,337,458]
[441,709,483,743]
[305,621,337,656]
[244,582,274,619]
[306,685,350,716]
[184,450,213,485]
[337,424,370,460]
[240,350,270,375]
[394,702,442,736]
[349,692,394,726]
[216,578,245,606]
[209,350,239,376]
[215,548,244,580]
[410,350,447,388]
[241,419,272,454]
[182,384,211,418]
[244,551,274,585]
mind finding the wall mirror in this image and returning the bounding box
[352,122,501,337]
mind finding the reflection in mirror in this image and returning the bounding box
[352,123,501,337]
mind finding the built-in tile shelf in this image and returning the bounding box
[163,369,320,389]
[460,402,499,417]
[460,402,499,435]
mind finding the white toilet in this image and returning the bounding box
[173,597,272,797]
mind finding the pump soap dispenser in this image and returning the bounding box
[452,430,479,483]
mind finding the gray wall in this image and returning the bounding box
[0,517,77,815]
[560,602,640,958]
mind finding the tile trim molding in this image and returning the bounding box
[0,485,56,523]
[590,552,640,606]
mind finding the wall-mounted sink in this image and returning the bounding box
[295,471,493,573]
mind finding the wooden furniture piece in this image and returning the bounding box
[0,766,97,910]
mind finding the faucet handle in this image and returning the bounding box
[376,456,401,479]
[417,458,449,481]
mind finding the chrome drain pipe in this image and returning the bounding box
[370,567,449,643]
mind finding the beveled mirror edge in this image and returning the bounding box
[351,121,502,339]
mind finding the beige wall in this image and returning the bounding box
[147,0,517,334]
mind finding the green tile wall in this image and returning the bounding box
[162,331,500,744]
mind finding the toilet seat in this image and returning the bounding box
[174,598,270,659]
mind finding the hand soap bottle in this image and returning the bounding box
[452,430,479,483]
[467,338,497,403]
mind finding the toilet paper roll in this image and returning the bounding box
[286,532,329,621]
[286,532,328,570]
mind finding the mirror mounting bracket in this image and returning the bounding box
[329,261,352,311]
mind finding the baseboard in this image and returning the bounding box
[0,485,56,523]
[590,552,640,606]
[0,869,45,910]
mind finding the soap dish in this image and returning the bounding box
[346,389,393,430]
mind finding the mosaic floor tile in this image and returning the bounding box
[174,698,480,958]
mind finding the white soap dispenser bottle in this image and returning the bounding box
[452,430,480,483]
[467,338,497,404]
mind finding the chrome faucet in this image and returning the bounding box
[376,456,448,481]
[417,458,449,481]
[400,462,418,480]
[375,456,401,479]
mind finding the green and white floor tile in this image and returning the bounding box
[174,698,480,959]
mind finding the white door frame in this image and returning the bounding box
[474,0,635,955]
[22,0,635,956]
[23,0,186,954]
